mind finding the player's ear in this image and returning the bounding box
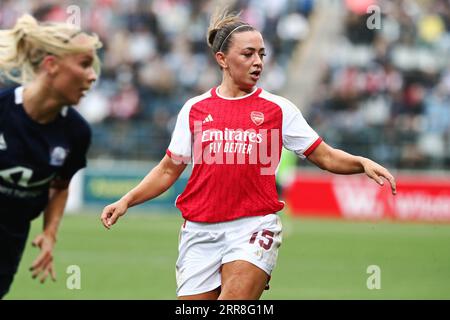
[215,52,227,69]
[41,55,60,77]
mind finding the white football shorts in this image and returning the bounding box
[175,213,283,296]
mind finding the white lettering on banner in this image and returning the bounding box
[332,177,384,219]
[288,173,450,222]
[333,178,450,221]
[395,193,450,221]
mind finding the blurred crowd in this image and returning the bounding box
[307,0,450,169]
[1,0,448,169]
[0,0,313,160]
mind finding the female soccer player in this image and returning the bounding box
[101,9,396,300]
[0,14,101,298]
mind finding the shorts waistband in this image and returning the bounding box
[183,214,276,231]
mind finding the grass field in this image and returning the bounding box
[5,209,450,300]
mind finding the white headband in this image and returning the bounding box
[218,24,250,52]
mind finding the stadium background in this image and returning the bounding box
[1,0,449,299]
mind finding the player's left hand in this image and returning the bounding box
[361,158,397,195]
[30,233,57,283]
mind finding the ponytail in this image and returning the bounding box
[0,14,102,84]
[206,7,254,54]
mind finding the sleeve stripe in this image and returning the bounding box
[303,137,323,157]
[166,149,191,164]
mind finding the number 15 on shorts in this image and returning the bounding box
[249,229,275,250]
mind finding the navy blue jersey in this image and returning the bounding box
[0,86,91,224]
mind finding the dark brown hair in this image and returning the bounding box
[206,7,254,54]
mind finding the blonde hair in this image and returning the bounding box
[0,14,102,84]
[206,7,254,54]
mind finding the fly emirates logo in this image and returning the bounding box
[201,128,263,155]
[190,121,280,175]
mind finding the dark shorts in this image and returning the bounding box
[0,274,14,299]
[0,221,30,298]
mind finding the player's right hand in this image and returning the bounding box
[101,199,128,229]
[30,232,57,283]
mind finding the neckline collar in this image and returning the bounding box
[14,86,24,104]
[213,86,261,100]
[14,85,69,118]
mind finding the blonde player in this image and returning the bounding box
[0,14,101,298]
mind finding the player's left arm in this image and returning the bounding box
[307,141,397,195]
[30,179,70,283]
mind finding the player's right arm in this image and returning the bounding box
[100,155,187,229]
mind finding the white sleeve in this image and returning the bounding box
[167,101,192,162]
[281,98,322,159]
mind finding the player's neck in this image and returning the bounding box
[218,78,256,98]
[22,81,65,124]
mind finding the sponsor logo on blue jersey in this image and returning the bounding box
[50,146,68,166]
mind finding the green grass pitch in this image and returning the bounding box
[5,210,450,299]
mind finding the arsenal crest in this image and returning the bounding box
[250,111,264,126]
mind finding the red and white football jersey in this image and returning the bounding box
[167,87,322,223]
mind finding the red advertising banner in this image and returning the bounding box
[285,172,450,222]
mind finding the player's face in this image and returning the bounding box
[51,50,97,105]
[223,31,265,90]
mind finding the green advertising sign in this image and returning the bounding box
[83,167,188,208]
